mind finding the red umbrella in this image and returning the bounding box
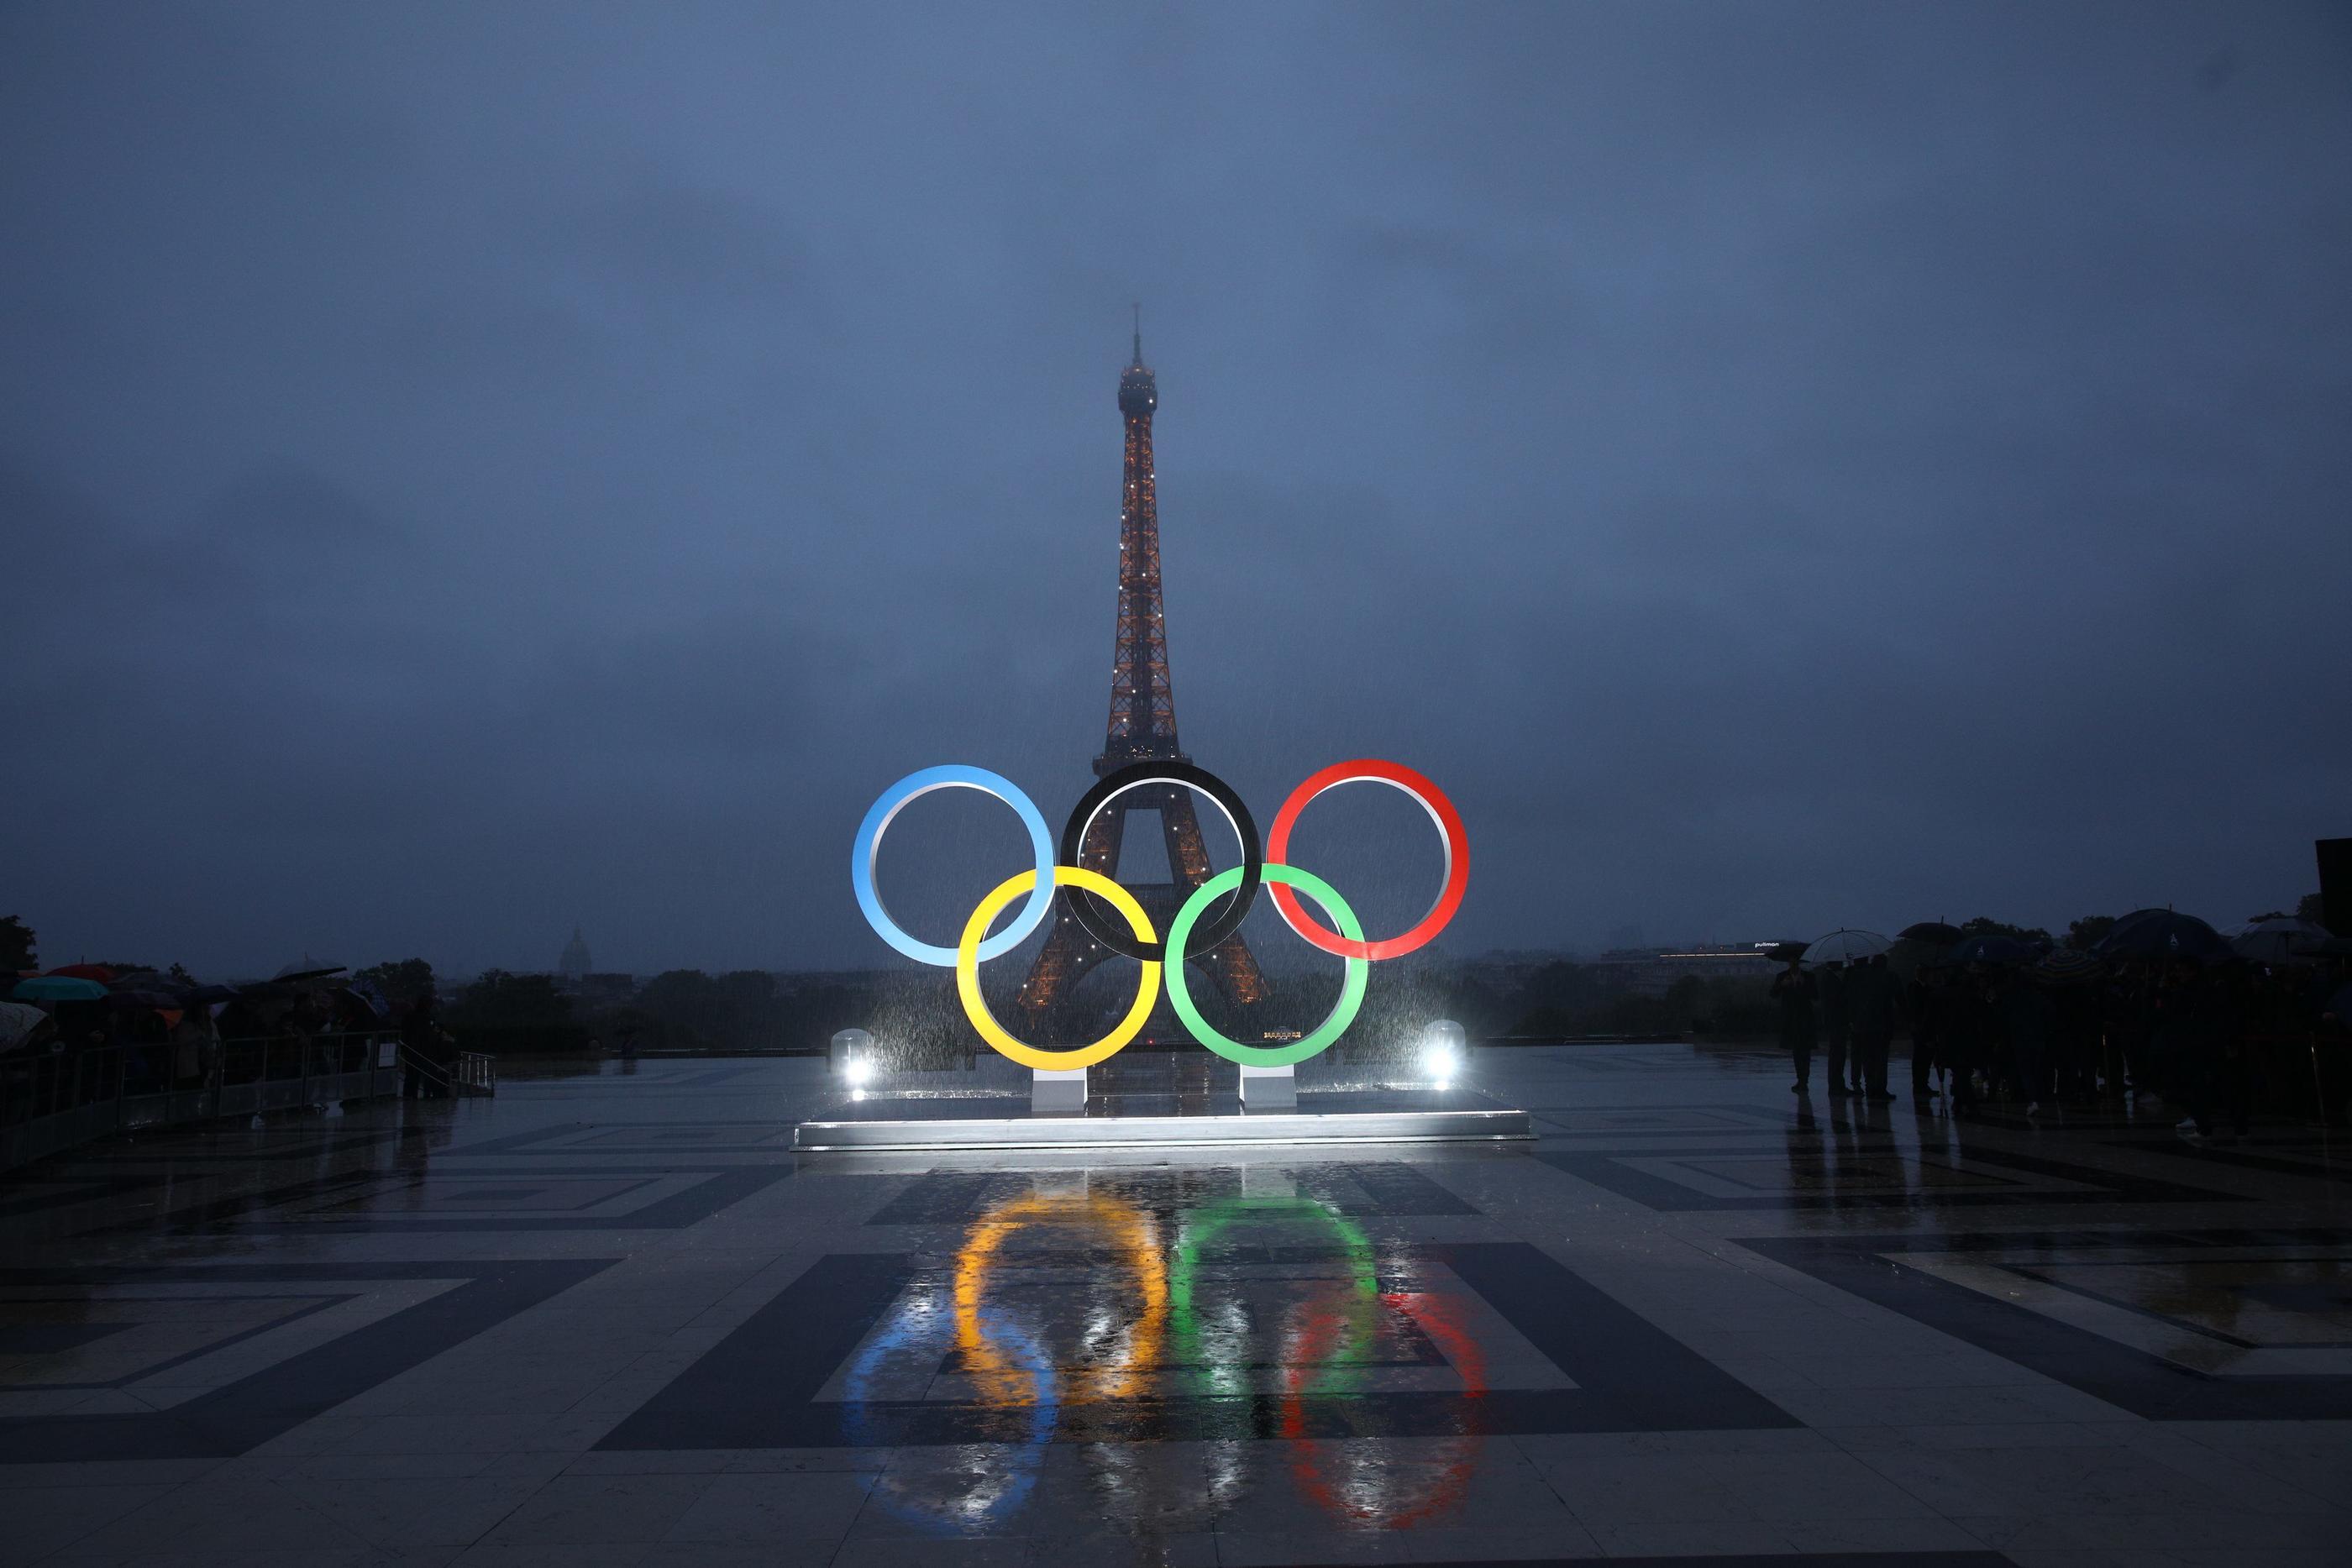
[47,963,118,983]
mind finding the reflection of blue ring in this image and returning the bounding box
[852,765,1056,966]
[843,1307,1053,1531]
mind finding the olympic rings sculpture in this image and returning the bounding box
[850,758,1467,1070]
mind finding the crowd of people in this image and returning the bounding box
[1,962,432,1117]
[1772,940,2349,1140]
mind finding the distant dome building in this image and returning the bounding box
[559,926,591,981]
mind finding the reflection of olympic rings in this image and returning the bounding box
[851,757,1467,1067]
[843,1299,1053,1531]
[1283,1288,1486,1529]
[1169,1195,1378,1399]
[953,1190,1166,1403]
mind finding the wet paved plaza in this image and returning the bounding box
[3,1043,2349,1567]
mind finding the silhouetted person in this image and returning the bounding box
[1944,967,1987,1114]
[1998,970,2056,1115]
[1819,962,1852,1097]
[1850,954,1898,1101]
[2151,957,2225,1141]
[1771,958,1819,1093]
[2050,973,2103,1105]
[1907,966,1946,1109]
[401,995,438,1099]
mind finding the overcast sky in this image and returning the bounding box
[4,2,2349,980]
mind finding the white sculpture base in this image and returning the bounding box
[1238,1062,1297,1111]
[1032,1067,1088,1114]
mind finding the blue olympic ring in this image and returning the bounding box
[850,764,1058,966]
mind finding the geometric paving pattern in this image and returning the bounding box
[1538,1143,2247,1212]
[5,1045,2349,1565]
[0,1259,610,1462]
[1743,1227,2352,1420]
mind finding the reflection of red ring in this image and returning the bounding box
[1265,760,1468,961]
[1282,1290,1485,1528]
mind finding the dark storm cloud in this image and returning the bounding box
[3,1,2349,977]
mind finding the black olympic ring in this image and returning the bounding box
[1057,760,1262,964]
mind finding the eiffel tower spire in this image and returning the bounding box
[1018,324,1268,1031]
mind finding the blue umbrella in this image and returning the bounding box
[10,976,109,1003]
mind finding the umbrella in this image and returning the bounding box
[110,971,186,997]
[2093,910,2231,962]
[9,976,109,1002]
[273,961,347,983]
[1803,929,1890,967]
[1898,921,1964,945]
[2034,947,2105,986]
[2099,909,2178,945]
[2231,917,2334,966]
[334,984,389,1020]
[45,963,117,983]
[1945,934,2034,966]
[0,1001,50,1051]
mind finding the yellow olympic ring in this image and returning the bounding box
[957,865,1160,1071]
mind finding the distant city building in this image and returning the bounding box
[559,926,592,981]
[1591,944,1773,996]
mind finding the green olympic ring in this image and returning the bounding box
[1163,864,1368,1067]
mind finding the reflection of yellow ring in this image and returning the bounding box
[953,1191,1164,1403]
[957,866,1159,1071]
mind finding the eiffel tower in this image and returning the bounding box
[1016,314,1268,1038]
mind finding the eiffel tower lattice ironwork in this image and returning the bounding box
[1016,315,1268,1032]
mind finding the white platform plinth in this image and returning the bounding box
[1238,1062,1297,1110]
[793,1104,1531,1151]
[1032,1067,1088,1114]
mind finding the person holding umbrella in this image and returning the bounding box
[1850,954,1899,1102]
[1819,961,1852,1097]
[1771,952,1819,1094]
[1907,965,1949,1109]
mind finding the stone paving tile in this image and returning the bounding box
[1394,1523,1604,1560]
[60,1477,383,1559]
[0,1460,223,1491]
[659,1470,877,1543]
[476,1475,718,1546]
[0,1483,176,1567]
[293,1474,552,1551]
[1579,1517,1797,1555]
[1211,1530,1413,1565]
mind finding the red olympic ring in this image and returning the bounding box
[1264,759,1468,962]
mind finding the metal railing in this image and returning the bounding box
[0,1030,426,1175]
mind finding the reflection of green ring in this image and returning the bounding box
[1166,865,1368,1066]
[1169,1196,1379,1398]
